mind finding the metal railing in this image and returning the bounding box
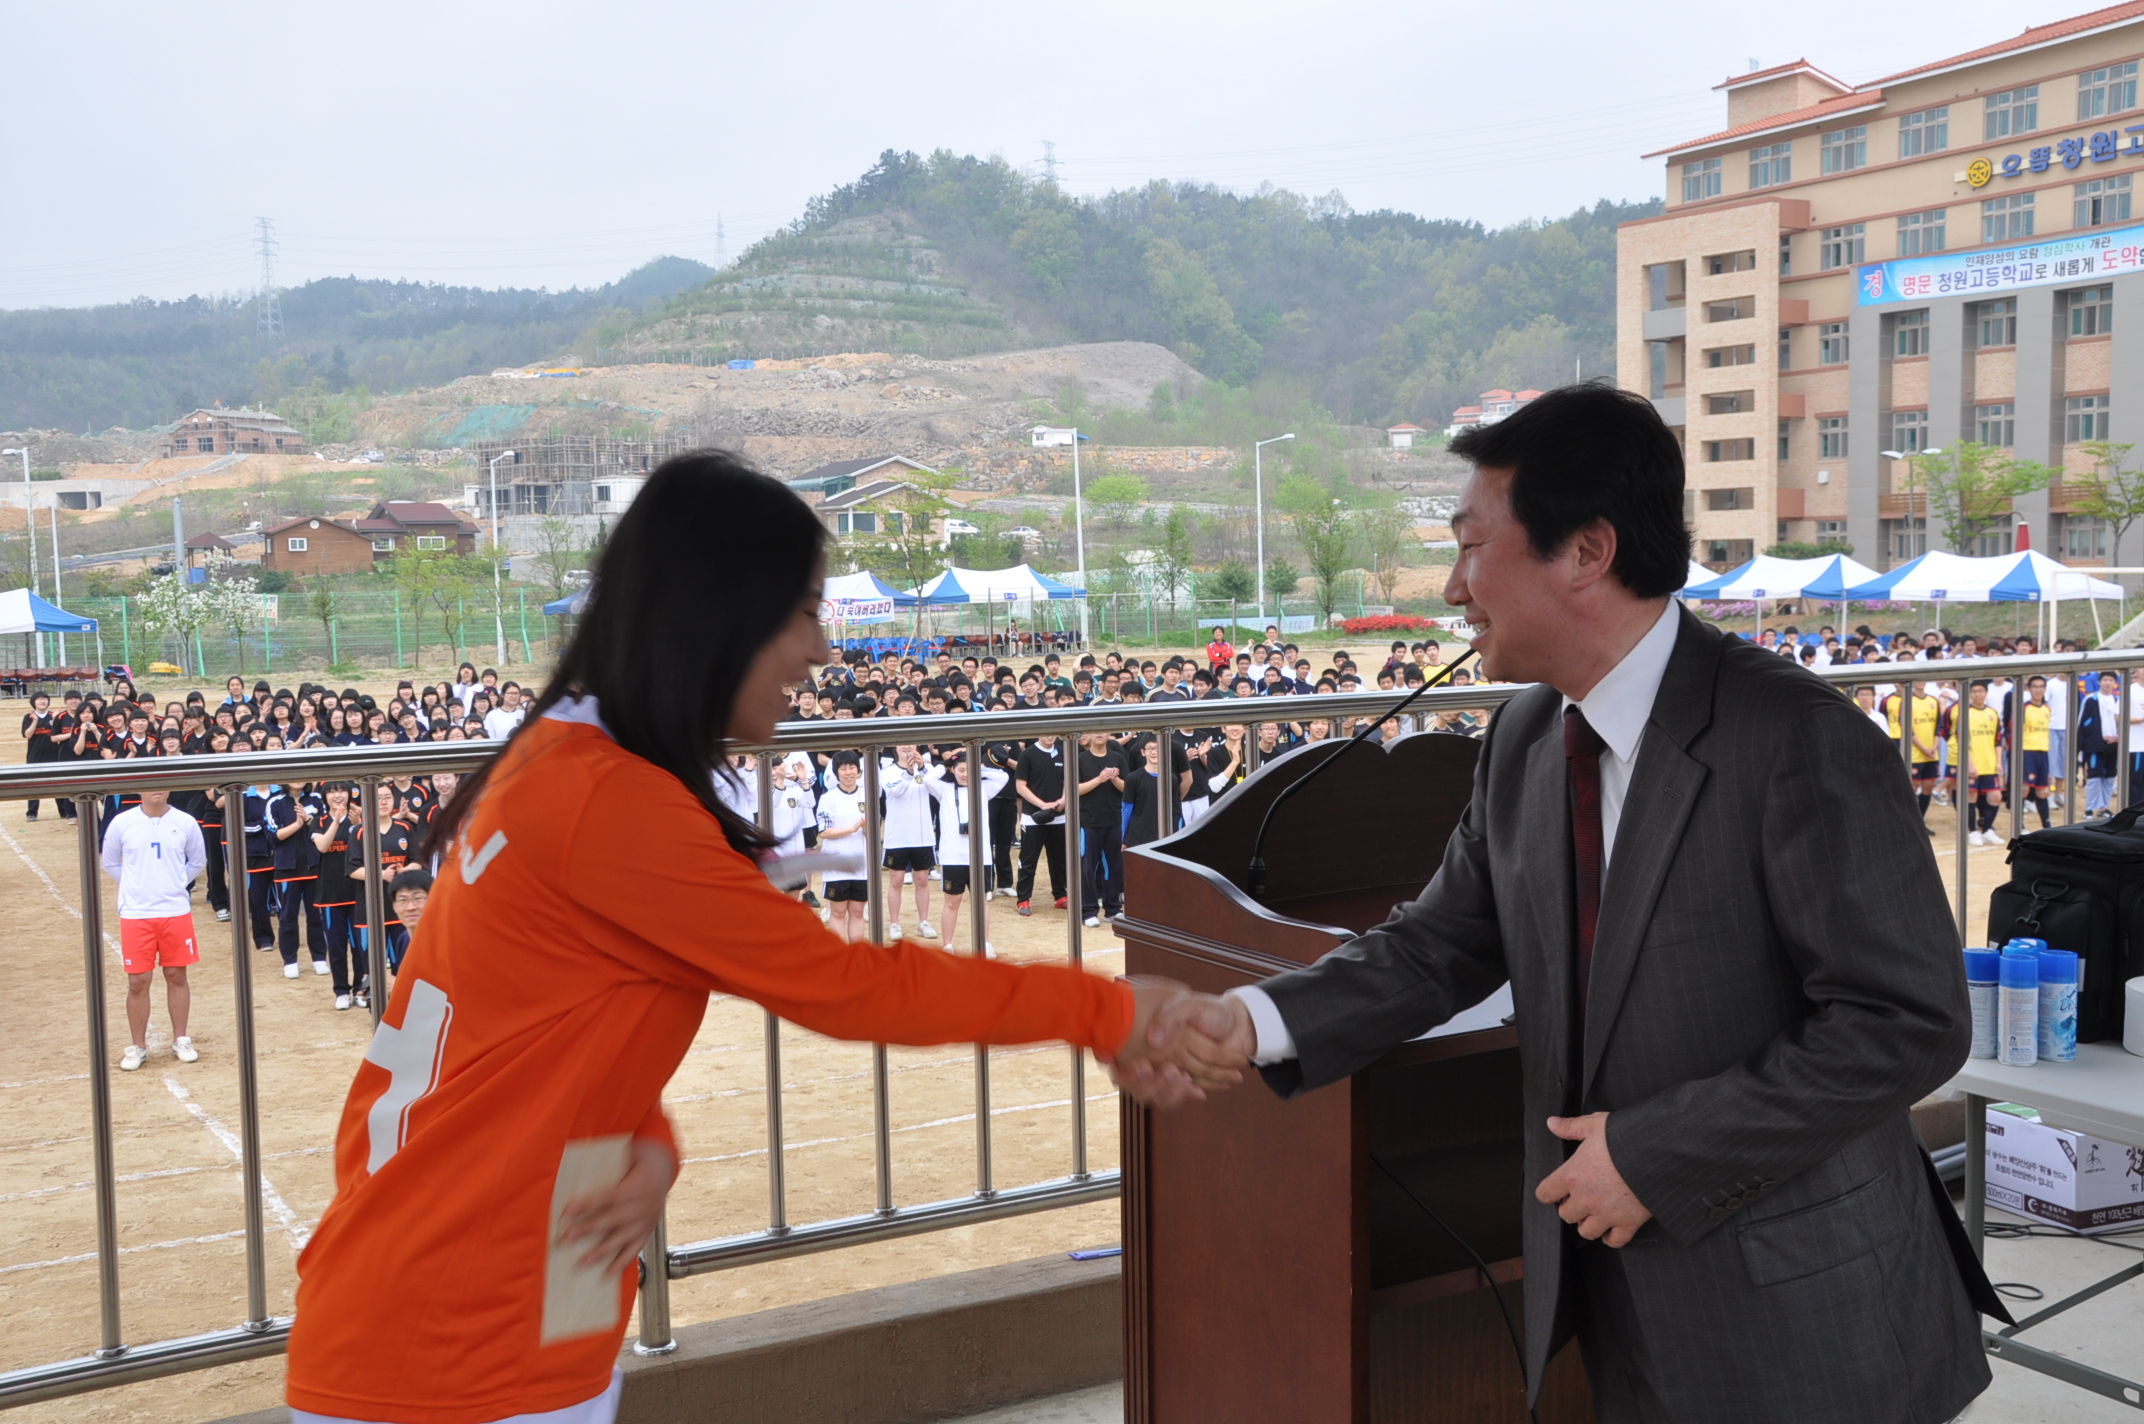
[0,649,2123,1402]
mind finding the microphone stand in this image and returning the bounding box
[1245,650,1479,902]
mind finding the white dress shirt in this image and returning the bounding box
[1230,599,1684,1065]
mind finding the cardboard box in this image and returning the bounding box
[1984,1107,2144,1234]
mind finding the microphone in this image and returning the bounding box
[1245,650,1479,902]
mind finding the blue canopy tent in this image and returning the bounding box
[542,588,588,616]
[0,588,102,683]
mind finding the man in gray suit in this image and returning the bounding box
[1127,385,2005,1423]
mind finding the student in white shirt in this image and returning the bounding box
[924,752,1010,957]
[481,684,527,740]
[879,745,937,939]
[814,756,871,941]
[100,790,208,1070]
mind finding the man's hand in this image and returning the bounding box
[1535,1113,1652,1248]
[1106,982,1255,1108]
[558,1135,677,1276]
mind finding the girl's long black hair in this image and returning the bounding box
[423,450,826,861]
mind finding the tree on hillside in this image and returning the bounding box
[1356,505,1414,603]
[1916,443,2058,554]
[1279,477,1354,625]
[1084,473,1148,531]
[2072,441,2144,560]
[528,517,591,605]
[1209,559,1256,631]
[389,546,483,668]
[1265,556,1301,608]
[135,574,214,675]
[1152,505,1196,618]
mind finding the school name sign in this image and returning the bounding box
[1856,223,2144,304]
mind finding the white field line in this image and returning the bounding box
[163,1078,311,1251]
[0,821,152,1044]
[679,1091,1117,1166]
[0,1229,248,1277]
[0,1144,331,1206]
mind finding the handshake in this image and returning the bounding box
[1107,979,1260,1108]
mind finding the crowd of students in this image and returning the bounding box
[724,631,1480,947]
[17,663,530,1035]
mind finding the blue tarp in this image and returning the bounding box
[0,588,97,634]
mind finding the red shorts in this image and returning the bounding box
[120,915,199,975]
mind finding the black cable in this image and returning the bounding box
[1370,1151,1539,1424]
[1246,650,1478,900]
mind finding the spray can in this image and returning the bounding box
[2036,949,2079,1062]
[1964,949,2001,1059]
[2005,936,2049,957]
[1999,950,2039,1067]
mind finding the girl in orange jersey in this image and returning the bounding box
[286,454,1214,1424]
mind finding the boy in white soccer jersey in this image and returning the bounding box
[100,789,208,1070]
[815,756,872,942]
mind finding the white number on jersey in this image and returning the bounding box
[363,979,454,1174]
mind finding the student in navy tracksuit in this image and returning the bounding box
[309,785,364,1009]
[268,783,328,979]
[209,764,276,951]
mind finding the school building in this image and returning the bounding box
[1620,2,2144,571]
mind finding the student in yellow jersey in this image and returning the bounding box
[2016,675,2054,830]
[1883,678,1943,832]
[1946,680,2005,846]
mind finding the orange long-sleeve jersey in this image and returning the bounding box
[286,710,1134,1423]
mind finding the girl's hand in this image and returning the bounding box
[557,1136,678,1275]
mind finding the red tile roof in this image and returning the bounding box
[1866,1,2144,87]
[1713,59,1850,93]
[1643,90,1886,159]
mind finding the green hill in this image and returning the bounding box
[604,150,1659,427]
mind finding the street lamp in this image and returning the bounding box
[1030,426,1091,642]
[1880,446,1942,559]
[488,450,518,662]
[3,447,40,668]
[1253,433,1295,623]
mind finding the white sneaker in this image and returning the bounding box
[1967,830,1986,847]
[334,994,352,1011]
[172,1037,198,1063]
[214,908,231,922]
[120,1045,146,1072]
[984,942,999,959]
[887,923,903,941]
[312,959,329,976]
[916,920,938,939]
[1084,916,1100,928]
[929,868,941,882]
[283,962,301,978]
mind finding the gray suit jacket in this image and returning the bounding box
[1258,608,1992,1424]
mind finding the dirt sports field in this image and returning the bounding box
[0,792,1124,1424]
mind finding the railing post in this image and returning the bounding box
[360,777,388,1027]
[2010,680,2025,841]
[2065,670,2080,826]
[221,784,270,1332]
[76,796,125,1359]
[754,755,790,1235]
[1954,695,1972,944]
[2121,664,2135,821]
[967,738,993,1199]
[1064,731,1087,1181]
[1154,720,1176,839]
[632,1212,677,1356]
[861,745,893,1215]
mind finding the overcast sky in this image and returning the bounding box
[0,0,2072,310]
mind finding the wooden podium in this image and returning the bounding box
[1117,731,1594,1424]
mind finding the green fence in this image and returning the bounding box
[60,586,565,682]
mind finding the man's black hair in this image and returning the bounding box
[392,867,435,899]
[1448,382,1690,599]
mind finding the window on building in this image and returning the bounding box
[1972,520,2016,557]
[885,512,904,535]
[2067,516,2110,559]
[1704,441,1757,463]
[415,535,448,550]
[1894,524,1930,561]
[1820,223,1866,269]
[1985,85,2040,139]
[1779,328,1792,369]
[2076,175,2133,227]
[1706,297,1753,322]
[1705,487,1756,508]
[1977,402,2016,447]
[1706,539,1756,566]
[1682,157,1722,202]
[1706,344,1758,367]
[1898,106,1950,157]
[1648,265,1670,310]
[593,484,612,503]
[372,537,396,551]
[2067,394,2112,441]
[1897,208,1946,256]
[1819,417,1849,458]
[850,511,878,535]
[1983,193,2035,243]
[2079,61,2139,120]
[1817,520,1847,539]
[1779,421,1790,460]
[1819,322,1850,364]
[196,438,214,452]
[1706,392,1754,414]
[1820,125,1868,173]
[1779,233,1793,276]
[2071,285,2115,336]
[1891,410,1928,453]
[1706,250,1756,274]
[1977,297,2018,347]
[1649,341,1669,399]
[1895,310,1930,357]
[1749,143,1793,188]
[287,537,308,552]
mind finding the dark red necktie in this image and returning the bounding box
[1564,706,1604,1012]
